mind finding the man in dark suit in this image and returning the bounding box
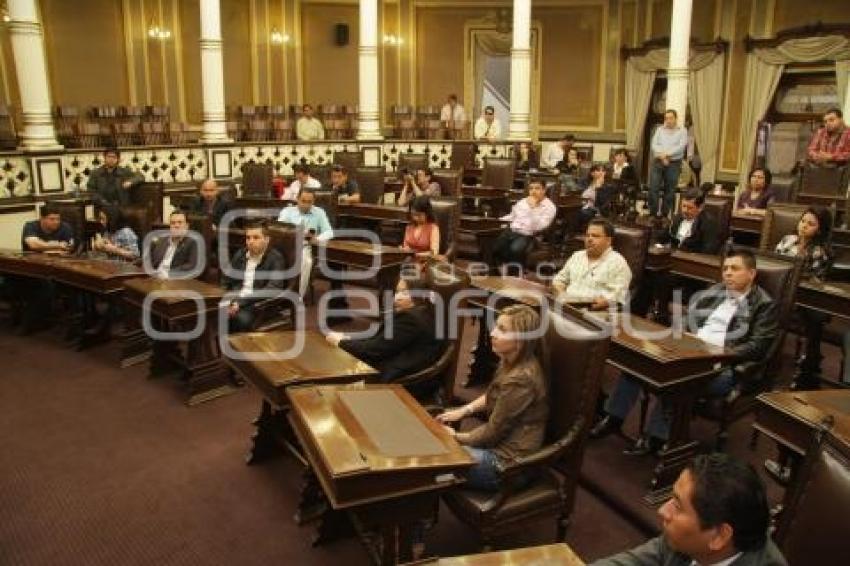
[147,209,200,279]
[86,147,145,208]
[591,453,787,566]
[222,220,287,332]
[188,178,232,227]
[659,188,720,254]
[592,250,778,455]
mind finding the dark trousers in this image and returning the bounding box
[228,304,256,333]
[647,159,682,217]
[491,229,534,270]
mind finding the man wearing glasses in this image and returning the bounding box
[474,105,502,141]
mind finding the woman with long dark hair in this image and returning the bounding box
[401,195,442,261]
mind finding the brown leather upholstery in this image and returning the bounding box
[443,309,610,547]
[451,142,478,170]
[433,168,463,198]
[397,153,429,174]
[333,150,362,173]
[795,163,849,205]
[482,157,516,191]
[354,166,385,204]
[612,222,650,293]
[776,430,850,566]
[758,202,836,253]
[242,164,274,198]
[130,182,164,227]
[430,197,460,261]
[704,195,733,245]
[311,164,332,189]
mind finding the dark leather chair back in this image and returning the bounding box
[432,168,463,197]
[50,201,86,252]
[777,430,850,566]
[613,223,650,292]
[354,166,385,204]
[482,157,516,191]
[333,150,362,173]
[795,163,849,204]
[121,206,153,243]
[313,190,338,227]
[266,222,304,285]
[759,202,837,253]
[704,195,733,244]
[397,153,429,174]
[311,163,332,188]
[450,141,477,170]
[430,197,460,261]
[186,213,215,281]
[755,252,802,329]
[242,163,274,197]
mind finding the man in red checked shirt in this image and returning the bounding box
[806,107,850,166]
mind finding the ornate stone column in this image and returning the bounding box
[507,0,532,140]
[666,0,693,120]
[200,0,231,144]
[7,0,61,151]
[357,0,382,140]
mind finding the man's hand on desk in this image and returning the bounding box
[325,331,349,346]
[228,302,239,317]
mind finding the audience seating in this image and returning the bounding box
[794,163,849,207]
[433,168,463,198]
[443,309,610,549]
[397,152,429,174]
[704,195,733,245]
[451,142,478,172]
[482,157,516,191]
[431,197,461,262]
[242,164,274,198]
[354,166,385,204]
[333,150,363,173]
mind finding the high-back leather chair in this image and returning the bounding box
[759,202,836,252]
[311,163,332,189]
[776,430,850,566]
[697,252,803,448]
[129,182,164,227]
[613,223,650,295]
[794,163,850,206]
[354,166,385,204]
[443,309,610,548]
[451,141,477,170]
[704,195,733,245]
[482,157,516,191]
[333,150,362,173]
[430,197,460,262]
[50,201,86,253]
[433,168,463,198]
[397,153,429,174]
[242,163,274,198]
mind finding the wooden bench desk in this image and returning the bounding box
[425,543,585,565]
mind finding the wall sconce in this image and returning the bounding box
[147,23,172,40]
[382,34,403,46]
[271,28,291,45]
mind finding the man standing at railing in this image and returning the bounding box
[806,107,850,167]
[86,147,144,208]
[647,109,688,218]
[440,94,467,130]
[296,104,325,141]
[474,106,502,141]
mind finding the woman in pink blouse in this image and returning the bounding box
[401,195,442,262]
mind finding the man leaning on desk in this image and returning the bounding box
[592,249,778,456]
[86,147,144,208]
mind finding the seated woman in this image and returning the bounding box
[775,206,832,389]
[325,276,445,385]
[490,180,556,275]
[578,164,615,230]
[91,207,140,260]
[556,148,582,192]
[401,195,442,263]
[436,304,548,491]
[736,167,776,217]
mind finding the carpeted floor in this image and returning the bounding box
[1,300,839,565]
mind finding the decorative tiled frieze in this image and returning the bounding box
[230,143,361,177]
[62,148,208,189]
[0,155,32,197]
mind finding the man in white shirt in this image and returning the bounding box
[552,219,632,310]
[440,94,466,128]
[282,164,322,201]
[277,187,334,298]
[473,106,502,141]
[296,104,325,141]
[591,250,778,456]
[648,109,689,217]
[222,220,287,332]
[148,210,199,279]
[541,134,575,169]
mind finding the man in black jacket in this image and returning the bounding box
[592,250,778,455]
[188,179,232,227]
[222,220,287,332]
[660,188,720,254]
[147,210,200,279]
[86,147,144,208]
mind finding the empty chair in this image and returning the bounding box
[397,152,429,174]
[0,105,17,149]
[76,122,103,148]
[395,117,418,139]
[425,119,446,140]
[247,119,269,142]
[140,122,167,145]
[168,122,186,145]
[482,157,516,190]
[241,163,274,198]
[111,123,139,146]
[354,166,385,204]
[271,119,294,141]
[268,105,287,118]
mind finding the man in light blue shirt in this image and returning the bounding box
[277,187,333,297]
[648,109,689,217]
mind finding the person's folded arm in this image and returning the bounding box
[456,378,536,448]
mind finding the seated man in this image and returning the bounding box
[473,106,502,141]
[325,276,445,387]
[658,188,720,254]
[807,107,850,167]
[295,103,325,141]
[552,218,632,310]
[592,250,778,455]
[86,147,144,208]
[541,134,575,169]
[591,453,786,566]
[490,180,556,274]
[188,178,232,227]
[277,187,333,298]
[222,220,286,333]
[22,205,74,253]
[282,163,322,201]
[330,164,360,204]
[147,210,200,279]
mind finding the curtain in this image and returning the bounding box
[689,53,725,182]
[736,35,850,189]
[473,32,512,117]
[836,59,850,118]
[624,59,656,151]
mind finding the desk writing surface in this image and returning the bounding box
[797,279,850,321]
[338,203,408,221]
[757,390,850,442]
[471,275,551,306]
[123,277,224,301]
[430,543,585,565]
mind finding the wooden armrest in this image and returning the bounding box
[497,417,585,478]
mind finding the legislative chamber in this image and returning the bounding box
[2,0,850,565]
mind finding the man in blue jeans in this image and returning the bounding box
[591,250,778,455]
[647,109,689,217]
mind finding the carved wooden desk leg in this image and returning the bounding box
[246,399,284,465]
[119,300,151,368]
[313,507,351,548]
[184,321,237,406]
[296,467,329,526]
[645,388,700,505]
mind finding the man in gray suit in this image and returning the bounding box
[591,453,786,566]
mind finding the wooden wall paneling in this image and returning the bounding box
[221,0,254,107]
[719,0,753,174]
[772,0,849,34]
[415,7,475,108]
[179,0,202,124]
[301,2,359,106]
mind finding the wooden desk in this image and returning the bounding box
[226,330,379,464]
[461,185,510,217]
[587,310,735,501]
[754,390,850,459]
[669,250,722,283]
[730,212,763,236]
[796,280,850,321]
[122,277,238,405]
[457,216,505,263]
[427,543,585,565]
[315,239,410,295]
[338,202,408,223]
[287,383,474,565]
